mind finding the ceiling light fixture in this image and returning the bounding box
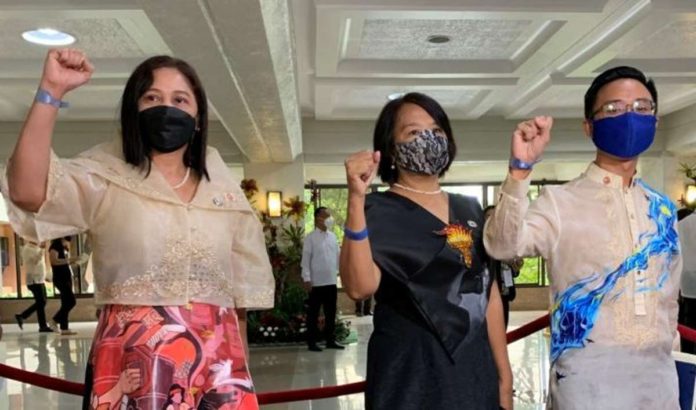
[427,35,451,44]
[22,28,76,46]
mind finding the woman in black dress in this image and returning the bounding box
[49,237,78,335]
[340,93,512,409]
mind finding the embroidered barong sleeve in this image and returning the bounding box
[484,174,561,261]
[230,211,274,310]
[2,151,107,242]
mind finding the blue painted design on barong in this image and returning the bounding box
[550,180,680,363]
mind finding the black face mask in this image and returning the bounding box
[138,105,196,153]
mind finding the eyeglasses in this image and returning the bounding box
[592,98,656,118]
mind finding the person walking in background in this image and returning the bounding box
[49,237,78,335]
[302,206,344,352]
[15,239,54,332]
[354,296,372,317]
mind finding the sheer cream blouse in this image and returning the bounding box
[2,141,274,309]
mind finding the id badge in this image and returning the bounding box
[502,266,514,287]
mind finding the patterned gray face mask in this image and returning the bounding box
[395,129,449,175]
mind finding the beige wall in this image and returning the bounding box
[243,158,305,213]
[510,287,551,311]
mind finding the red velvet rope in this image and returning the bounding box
[0,363,84,396]
[1,314,693,404]
[506,314,550,344]
[679,324,696,344]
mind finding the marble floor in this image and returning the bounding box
[0,311,550,409]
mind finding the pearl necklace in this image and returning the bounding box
[393,183,442,195]
[172,167,191,190]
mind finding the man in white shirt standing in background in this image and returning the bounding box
[679,209,696,353]
[302,206,345,352]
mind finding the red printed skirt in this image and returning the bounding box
[84,303,258,410]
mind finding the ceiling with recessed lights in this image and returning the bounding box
[0,0,300,164]
[2,0,696,167]
[22,28,76,46]
[295,0,696,122]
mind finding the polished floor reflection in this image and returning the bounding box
[0,311,550,409]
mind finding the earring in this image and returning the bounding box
[390,160,396,170]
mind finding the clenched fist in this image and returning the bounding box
[39,48,94,99]
[511,116,553,166]
[344,150,381,197]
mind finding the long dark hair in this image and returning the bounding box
[120,56,210,180]
[373,92,457,184]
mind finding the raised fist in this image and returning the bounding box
[344,150,380,197]
[39,48,94,99]
[510,116,553,165]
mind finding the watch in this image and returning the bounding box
[509,157,539,170]
[35,88,69,108]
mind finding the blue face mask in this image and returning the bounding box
[591,112,656,159]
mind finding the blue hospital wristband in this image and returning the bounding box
[509,157,540,170]
[35,88,69,108]
[344,226,368,241]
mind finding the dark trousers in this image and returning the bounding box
[20,283,49,329]
[53,273,76,331]
[680,296,696,354]
[501,296,510,330]
[355,297,372,316]
[306,284,337,346]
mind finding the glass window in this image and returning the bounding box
[486,185,497,207]
[5,230,92,299]
[306,187,350,242]
[442,185,483,206]
[0,225,19,298]
[0,196,9,222]
[70,234,93,294]
[304,188,315,240]
[516,256,545,286]
[528,185,541,201]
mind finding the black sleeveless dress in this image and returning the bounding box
[364,192,498,410]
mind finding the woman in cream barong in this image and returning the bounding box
[3,49,274,409]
